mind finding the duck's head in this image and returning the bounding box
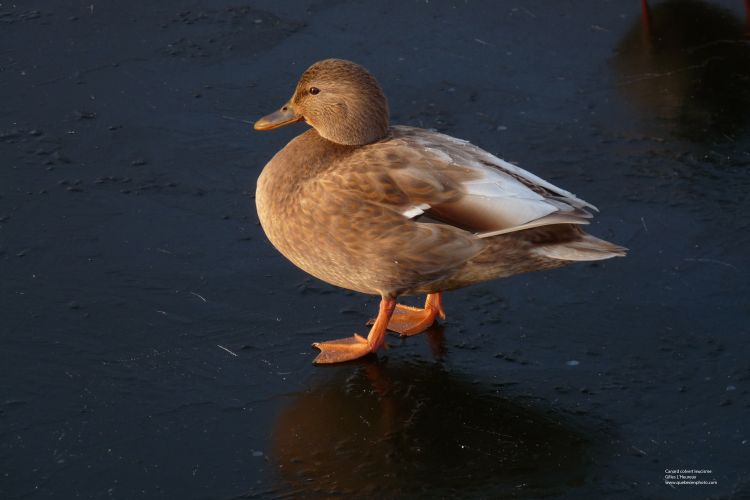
[254,59,390,146]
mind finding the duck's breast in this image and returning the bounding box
[256,131,385,294]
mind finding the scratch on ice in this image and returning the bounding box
[217,345,238,357]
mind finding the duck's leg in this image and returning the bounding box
[312,297,396,364]
[640,0,652,38]
[369,292,445,336]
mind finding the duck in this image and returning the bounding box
[254,59,626,365]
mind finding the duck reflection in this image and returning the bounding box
[614,0,750,142]
[270,360,604,497]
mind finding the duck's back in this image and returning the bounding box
[256,126,624,297]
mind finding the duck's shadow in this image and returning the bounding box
[269,356,612,498]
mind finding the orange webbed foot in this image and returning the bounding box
[312,334,374,364]
[368,292,446,336]
[313,297,396,365]
[382,304,439,336]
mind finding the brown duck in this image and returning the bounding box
[254,59,626,364]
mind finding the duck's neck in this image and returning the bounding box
[312,96,390,146]
[316,117,389,146]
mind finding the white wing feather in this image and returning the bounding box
[392,126,595,237]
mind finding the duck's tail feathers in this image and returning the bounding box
[533,233,628,262]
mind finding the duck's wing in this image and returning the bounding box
[299,156,484,287]
[360,126,596,238]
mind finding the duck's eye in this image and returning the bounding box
[309,87,320,95]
